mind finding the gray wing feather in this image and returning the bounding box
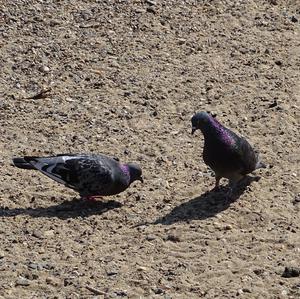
[25,155,115,194]
[236,137,258,174]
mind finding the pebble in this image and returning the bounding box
[16,277,30,286]
[224,224,233,230]
[292,195,300,205]
[281,289,288,296]
[106,270,118,276]
[165,234,180,242]
[44,230,55,237]
[291,16,298,23]
[115,290,128,296]
[46,276,61,286]
[137,266,148,272]
[39,65,50,73]
[145,0,157,5]
[28,262,43,270]
[253,268,264,276]
[32,230,44,239]
[152,287,164,294]
[145,235,156,241]
[146,6,156,13]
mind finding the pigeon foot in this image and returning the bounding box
[83,195,102,202]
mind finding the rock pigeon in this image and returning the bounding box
[191,112,265,190]
[12,154,143,200]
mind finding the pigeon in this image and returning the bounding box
[12,154,143,200]
[191,112,265,190]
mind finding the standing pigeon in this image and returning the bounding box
[12,154,143,200]
[191,112,265,190]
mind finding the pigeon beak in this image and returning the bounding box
[138,176,144,183]
[191,127,196,135]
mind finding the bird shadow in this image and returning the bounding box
[0,198,122,219]
[154,176,260,225]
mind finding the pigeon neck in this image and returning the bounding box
[120,164,130,185]
[205,117,235,145]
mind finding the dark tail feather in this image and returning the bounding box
[12,157,35,170]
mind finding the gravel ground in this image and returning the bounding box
[0,0,299,298]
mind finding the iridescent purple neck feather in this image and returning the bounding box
[120,164,130,185]
[207,116,235,146]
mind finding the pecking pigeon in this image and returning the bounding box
[191,112,265,190]
[12,154,143,200]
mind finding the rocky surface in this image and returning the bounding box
[0,0,299,298]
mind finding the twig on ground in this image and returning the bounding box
[86,285,108,296]
[26,87,51,99]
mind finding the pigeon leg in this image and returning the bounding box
[226,174,244,199]
[212,174,222,191]
[215,175,221,189]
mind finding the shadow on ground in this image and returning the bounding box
[154,176,260,225]
[0,198,122,219]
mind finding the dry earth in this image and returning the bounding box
[0,0,300,298]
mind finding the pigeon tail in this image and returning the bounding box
[255,160,266,170]
[12,157,35,170]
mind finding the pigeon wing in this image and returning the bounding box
[24,155,114,193]
[71,156,115,195]
[235,137,258,174]
[24,155,81,188]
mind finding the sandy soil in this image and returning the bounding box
[0,0,300,298]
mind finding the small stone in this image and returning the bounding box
[137,266,148,271]
[282,266,300,278]
[115,290,127,296]
[268,100,278,108]
[281,289,288,296]
[253,268,264,275]
[145,235,156,241]
[46,276,61,286]
[224,224,233,230]
[44,230,55,237]
[146,6,156,13]
[28,262,40,270]
[152,287,164,294]
[40,65,50,73]
[165,234,180,242]
[16,277,30,286]
[32,230,44,239]
[106,270,118,276]
[64,277,74,286]
[38,247,46,254]
[145,0,156,5]
[291,16,298,23]
[292,195,300,205]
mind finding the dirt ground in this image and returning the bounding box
[0,0,299,298]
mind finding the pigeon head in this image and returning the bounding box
[191,112,213,134]
[127,163,143,184]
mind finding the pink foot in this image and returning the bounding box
[83,196,100,202]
